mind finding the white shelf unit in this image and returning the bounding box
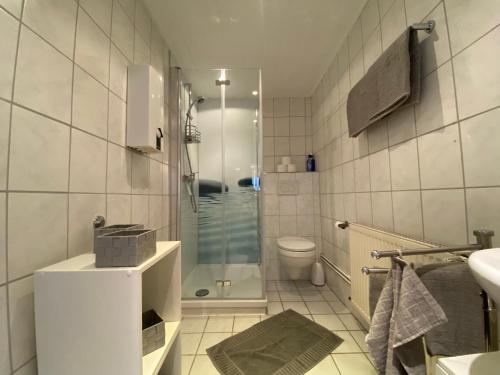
[34,241,181,375]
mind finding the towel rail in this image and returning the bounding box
[411,20,435,34]
[361,267,389,275]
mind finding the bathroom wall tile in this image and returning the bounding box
[118,0,135,21]
[0,194,5,284]
[290,136,305,155]
[338,70,350,103]
[131,152,149,194]
[422,189,467,245]
[380,0,406,51]
[354,157,370,192]
[133,32,150,65]
[0,101,8,190]
[111,0,134,60]
[68,193,105,257]
[343,193,356,222]
[297,194,313,215]
[134,0,151,44]
[75,9,110,86]
[296,173,313,194]
[454,26,500,120]
[389,138,419,190]
[263,215,279,237]
[341,163,354,193]
[367,121,388,153]
[8,276,35,370]
[8,193,67,280]
[262,117,274,137]
[279,195,296,215]
[0,8,18,100]
[361,0,380,43]
[297,215,314,237]
[0,286,10,373]
[371,192,394,231]
[279,215,297,236]
[12,359,37,375]
[106,194,131,224]
[274,137,290,156]
[417,4,451,77]
[466,187,500,247]
[72,67,108,138]
[415,61,457,135]
[161,196,169,228]
[418,124,463,189]
[14,27,73,123]
[274,117,289,136]
[149,159,162,195]
[108,92,126,146]
[349,19,363,61]
[387,106,415,146]
[274,98,290,117]
[262,98,273,117]
[341,133,354,163]
[333,167,343,194]
[392,190,423,239]
[461,108,500,187]
[264,194,279,215]
[445,0,500,55]
[404,0,440,24]
[290,98,305,116]
[23,0,77,58]
[378,0,396,18]
[149,195,162,230]
[369,149,391,191]
[131,194,148,226]
[107,143,132,194]
[8,106,70,191]
[290,117,306,136]
[80,0,113,35]
[355,192,372,226]
[349,51,364,86]
[337,41,349,75]
[263,137,274,156]
[363,26,382,71]
[109,44,129,100]
[263,157,275,173]
[353,130,369,159]
[69,129,107,193]
[0,0,22,17]
[262,173,278,195]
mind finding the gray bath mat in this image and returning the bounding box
[206,309,343,375]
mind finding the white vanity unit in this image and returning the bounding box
[436,351,500,375]
[34,241,181,375]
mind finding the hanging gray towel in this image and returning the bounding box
[416,261,485,356]
[347,27,421,137]
[369,272,388,319]
[367,259,447,375]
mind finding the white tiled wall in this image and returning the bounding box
[262,97,313,173]
[262,172,321,280]
[311,0,500,344]
[0,0,172,373]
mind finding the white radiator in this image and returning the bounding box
[349,224,445,324]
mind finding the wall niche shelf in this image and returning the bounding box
[34,241,182,375]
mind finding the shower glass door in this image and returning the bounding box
[180,68,262,300]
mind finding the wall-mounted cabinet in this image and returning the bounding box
[34,242,181,375]
[127,65,164,153]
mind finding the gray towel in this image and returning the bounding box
[347,27,421,137]
[416,262,485,356]
[367,260,447,375]
[369,272,388,319]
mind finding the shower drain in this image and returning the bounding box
[195,289,209,297]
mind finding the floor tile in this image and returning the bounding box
[300,290,325,301]
[279,290,303,301]
[338,314,362,330]
[282,301,309,314]
[332,331,363,353]
[266,281,277,291]
[190,355,220,375]
[276,280,297,291]
[181,333,202,355]
[312,314,346,331]
[305,355,341,375]
[295,280,318,291]
[328,301,350,314]
[181,355,194,374]
[306,301,333,314]
[267,301,284,315]
[320,290,339,301]
[204,316,234,333]
[350,330,369,352]
[197,333,232,354]
[267,291,281,301]
[332,353,377,374]
[182,317,208,334]
[233,316,260,332]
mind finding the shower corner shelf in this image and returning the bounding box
[34,241,182,375]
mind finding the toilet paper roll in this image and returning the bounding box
[335,220,349,229]
[281,156,292,165]
[287,164,297,172]
[277,164,287,173]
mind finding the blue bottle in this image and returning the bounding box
[307,154,316,172]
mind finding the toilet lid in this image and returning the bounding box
[277,237,315,252]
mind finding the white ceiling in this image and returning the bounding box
[144,0,366,98]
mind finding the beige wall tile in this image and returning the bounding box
[0,8,18,101]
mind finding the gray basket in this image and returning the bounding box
[142,310,165,356]
[95,229,156,267]
[93,224,144,252]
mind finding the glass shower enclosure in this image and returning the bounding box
[178,68,264,301]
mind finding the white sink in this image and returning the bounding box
[469,248,500,303]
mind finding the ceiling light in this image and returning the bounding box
[252,90,258,96]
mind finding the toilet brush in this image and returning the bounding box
[311,252,325,286]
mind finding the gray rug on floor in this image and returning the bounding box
[206,309,343,375]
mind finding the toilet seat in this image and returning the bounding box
[277,237,315,252]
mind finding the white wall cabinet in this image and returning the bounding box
[34,241,181,375]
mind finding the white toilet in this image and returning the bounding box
[277,237,316,280]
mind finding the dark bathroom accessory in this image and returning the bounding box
[306,154,315,171]
[94,229,156,267]
[142,310,165,356]
[93,224,144,252]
